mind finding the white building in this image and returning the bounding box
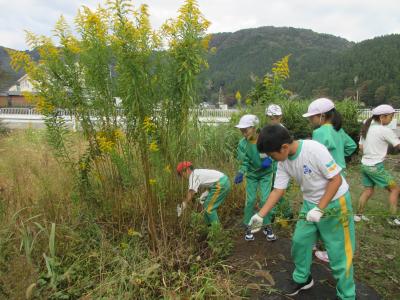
[8,74,36,92]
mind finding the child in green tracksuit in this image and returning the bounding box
[266,104,293,219]
[176,161,231,225]
[249,125,356,300]
[304,98,357,174]
[234,114,276,241]
[303,98,357,262]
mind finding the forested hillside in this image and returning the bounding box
[200,26,353,103]
[2,26,400,106]
[200,27,400,106]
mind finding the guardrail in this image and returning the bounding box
[358,108,400,121]
[0,108,399,127]
[0,107,239,118]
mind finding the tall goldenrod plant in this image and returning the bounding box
[248,54,291,104]
[9,0,210,252]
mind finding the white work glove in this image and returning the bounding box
[248,213,264,233]
[199,191,209,205]
[306,207,324,222]
[177,202,187,217]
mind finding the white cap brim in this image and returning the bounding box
[235,124,250,129]
[302,112,316,117]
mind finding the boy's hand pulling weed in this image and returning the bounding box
[248,213,263,233]
[177,202,187,217]
[306,207,324,222]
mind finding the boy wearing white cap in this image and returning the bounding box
[234,114,277,241]
[356,104,400,226]
[266,104,284,126]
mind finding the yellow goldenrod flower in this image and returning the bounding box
[235,91,242,101]
[164,164,171,173]
[127,228,142,237]
[79,161,87,171]
[276,217,289,228]
[272,55,291,80]
[114,128,125,140]
[143,116,156,133]
[96,132,115,153]
[36,96,55,114]
[149,141,159,152]
[149,179,156,185]
[201,34,212,50]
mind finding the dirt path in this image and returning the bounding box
[226,229,381,299]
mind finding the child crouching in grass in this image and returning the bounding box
[176,161,231,226]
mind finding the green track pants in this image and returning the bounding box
[292,191,356,300]
[243,174,274,226]
[203,175,230,224]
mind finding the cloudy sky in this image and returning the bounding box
[1,0,399,50]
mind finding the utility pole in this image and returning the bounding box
[354,75,359,103]
[218,85,224,109]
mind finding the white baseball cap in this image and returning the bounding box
[302,98,335,118]
[266,104,282,116]
[372,104,395,115]
[235,114,260,128]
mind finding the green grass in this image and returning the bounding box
[0,130,399,299]
[346,159,400,299]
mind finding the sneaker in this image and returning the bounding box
[315,250,330,263]
[387,217,400,226]
[354,214,369,222]
[263,226,277,241]
[245,233,255,241]
[285,276,314,296]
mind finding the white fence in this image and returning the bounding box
[358,109,400,121]
[0,107,238,117]
[0,108,239,129]
[0,108,398,129]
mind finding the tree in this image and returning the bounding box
[374,85,387,105]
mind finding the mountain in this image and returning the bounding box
[0,47,22,92]
[201,27,400,106]
[201,26,353,103]
[2,26,400,106]
[311,34,400,105]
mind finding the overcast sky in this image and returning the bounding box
[1,0,400,50]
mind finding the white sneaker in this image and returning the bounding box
[361,215,370,221]
[354,214,369,222]
[245,233,255,241]
[315,250,330,263]
[387,217,400,226]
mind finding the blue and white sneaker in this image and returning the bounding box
[263,226,277,241]
[245,232,255,241]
